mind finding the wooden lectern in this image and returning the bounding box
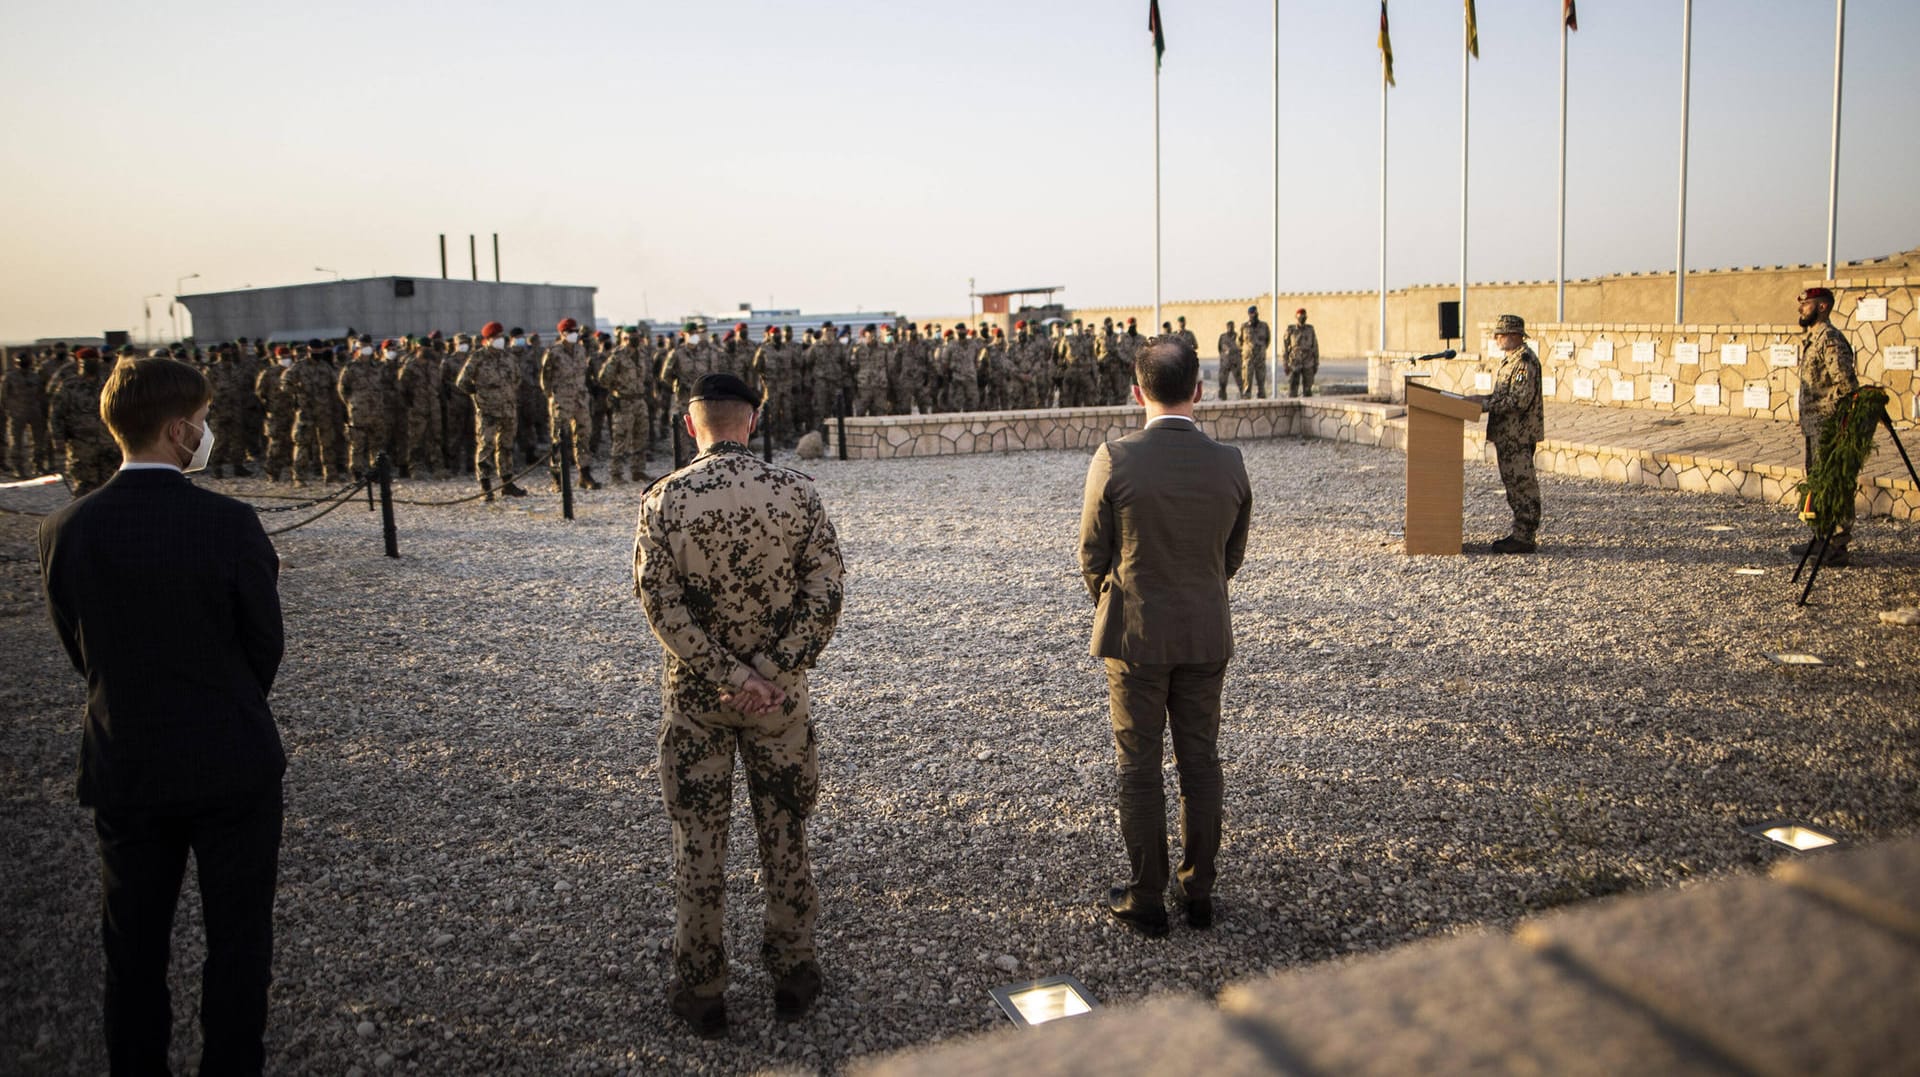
[1403,377,1485,555]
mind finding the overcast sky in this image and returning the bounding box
[2,0,1914,340]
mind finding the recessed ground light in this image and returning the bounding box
[990,975,1098,1027]
[1742,821,1842,851]
[1704,525,1735,532]
[1734,568,1765,576]
[1763,652,1826,666]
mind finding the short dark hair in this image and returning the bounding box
[1134,337,1198,404]
[102,357,211,452]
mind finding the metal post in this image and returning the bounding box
[1152,49,1162,337]
[1460,9,1470,349]
[1675,0,1693,324]
[1825,0,1845,280]
[1271,0,1281,394]
[1379,65,1388,352]
[365,465,375,511]
[836,391,848,462]
[1556,9,1570,321]
[559,426,575,521]
[375,452,398,558]
[493,233,502,283]
[761,408,772,463]
[439,234,448,279]
[469,235,478,282]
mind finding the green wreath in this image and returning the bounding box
[1796,385,1889,535]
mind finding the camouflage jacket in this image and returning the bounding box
[49,372,107,446]
[336,357,396,424]
[1113,331,1143,373]
[850,342,889,393]
[599,345,653,402]
[454,347,520,415]
[751,342,793,400]
[1284,323,1319,372]
[634,442,845,712]
[280,357,339,418]
[1177,329,1199,354]
[1060,333,1096,377]
[1486,344,1545,447]
[1238,319,1272,358]
[255,364,294,415]
[540,341,592,410]
[660,339,723,409]
[1217,331,1240,362]
[2,365,44,419]
[1797,322,1858,437]
[396,349,443,411]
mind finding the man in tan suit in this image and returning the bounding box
[1078,336,1253,936]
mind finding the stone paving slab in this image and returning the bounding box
[1536,403,1916,484]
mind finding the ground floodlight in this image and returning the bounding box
[1763,652,1827,666]
[990,975,1098,1027]
[1734,568,1766,576]
[1704,525,1736,532]
[1742,820,1842,852]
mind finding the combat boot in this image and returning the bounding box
[580,466,600,490]
[481,474,495,503]
[501,481,529,498]
[232,463,253,477]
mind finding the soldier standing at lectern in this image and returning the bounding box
[1470,314,1544,554]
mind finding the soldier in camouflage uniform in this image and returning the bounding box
[634,372,844,1036]
[1284,308,1320,398]
[849,325,889,416]
[454,322,528,500]
[750,326,794,444]
[944,327,982,412]
[1472,314,1544,553]
[49,348,120,495]
[396,338,445,479]
[1059,321,1097,408]
[597,327,654,482]
[280,346,339,485]
[1217,322,1241,401]
[1238,306,1271,399]
[897,325,933,414]
[511,330,543,468]
[1112,318,1144,403]
[1176,316,1199,358]
[337,340,397,480]
[254,347,298,482]
[542,318,597,490]
[3,349,48,478]
[202,345,253,477]
[660,321,725,421]
[1792,286,1861,563]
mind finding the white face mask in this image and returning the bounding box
[279,357,294,368]
[456,343,471,353]
[565,332,579,344]
[180,418,214,473]
[687,334,703,346]
[491,338,505,350]
[511,337,525,347]
[359,346,373,357]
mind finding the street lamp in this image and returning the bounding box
[315,266,339,281]
[143,293,163,347]
[173,273,199,342]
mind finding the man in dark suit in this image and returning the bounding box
[38,356,285,1075]
[1078,335,1252,936]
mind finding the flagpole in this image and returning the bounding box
[1825,0,1845,280]
[1154,49,1162,338]
[1379,67,1388,353]
[1675,0,1692,324]
[1556,7,1569,321]
[1460,10,1470,349]
[1271,0,1280,392]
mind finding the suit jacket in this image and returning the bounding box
[38,467,285,808]
[1079,418,1252,664]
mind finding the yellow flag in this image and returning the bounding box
[1466,0,1479,58]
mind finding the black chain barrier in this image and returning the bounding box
[261,480,371,537]
[385,448,555,507]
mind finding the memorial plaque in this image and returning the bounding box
[1542,375,1558,395]
[1473,371,1494,392]
[1856,296,1888,322]
[1551,341,1575,361]
[1885,345,1917,371]
[1769,343,1798,367]
[1611,379,1634,401]
[1591,339,1615,364]
[1651,377,1675,404]
[1572,377,1594,400]
[1720,343,1748,367]
[1674,342,1700,365]
[1633,341,1656,364]
[1695,382,1722,407]
[1743,383,1771,410]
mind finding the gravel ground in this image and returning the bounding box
[2,436,1917,1075]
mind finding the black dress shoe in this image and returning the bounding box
[773,961,821,1022]
[670,985,728,1040]
[1105,887,1169,938]
[1172,880,1214,929]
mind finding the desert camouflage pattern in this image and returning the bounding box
[3,360,48,476]
[598,343,654,481]
[1797,321,1858,438]
[396,345,444,478]
[634,441,845,998]
[336,355,396,476]
[49,365,119,490]
[1238,317,1272,398]
[455,346,519,481]
[281,354,341,482]
[1486,343,1545,542]
[1216,330,1242,397]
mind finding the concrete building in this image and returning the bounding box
[177,277,597,343]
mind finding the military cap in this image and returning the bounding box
[115,344,135,355]
[510,327,524,336]
[1296,307,1307,315]
[1492,314,1526,335]
[76,347,99,359]
[380,338,397,349]
[688,372,760,406]
[1797,287,1834,303]
[1177,315,1187,323]
[862,324,876,334]
[1126,317,1136,325]
[557,317,580,333]
[765,325,779,337]
[683,319,704,333]
[273,345,291,357]
[481,320,505,338]
[1015,320,1027,329]
[1248,305,1259,314]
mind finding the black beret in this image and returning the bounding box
[688,372,760,407]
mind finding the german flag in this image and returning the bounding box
[1566,0,1579,32]
[1149,1,1165,70]
[1379,1,1395,86]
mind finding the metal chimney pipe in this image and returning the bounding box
[469,235,478,281]
[493,233,501,282]
[439,234,448,279]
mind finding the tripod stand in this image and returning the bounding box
[1793,405,1920,606]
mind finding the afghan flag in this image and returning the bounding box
[1379,1,1395,86]
[1149,0,1165,70]
[1566,0,1578,31]
[1465,0,1479,58]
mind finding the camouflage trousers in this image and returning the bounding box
[474,408,515,482]
[290,413,336,481]
[1242,349,1269,399]
[607,404,649,481]
[402,404,441,477]
[1494,439,1542,542]
[64,439,120,491]
[263,416,294,479]
[1218,355,1242,399]
[853,384,888,417]
[1287,366,1317,398]
[946,372,979,413]
[211,410,250,471]
[346,418,389,477]
[6,414,46,475]
[548,400,589,478]
[658,689,819,998]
